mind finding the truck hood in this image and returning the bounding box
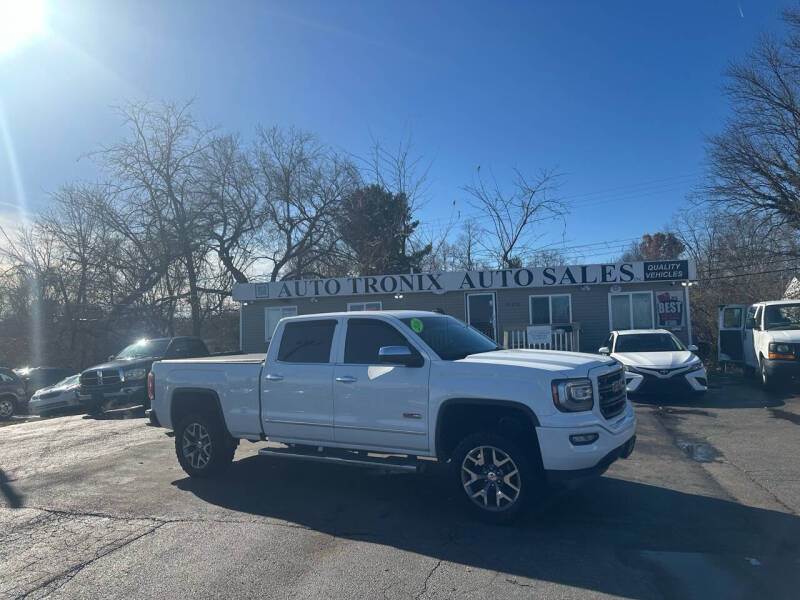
[762,329,800,343]
[81,357,155,374]
[612,350,697,369]
[459,349,616,373]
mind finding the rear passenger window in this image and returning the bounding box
[344,319,416,364]
[278,320,337,363]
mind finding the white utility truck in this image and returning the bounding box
[149,311,636,522]
[719,300,800,389]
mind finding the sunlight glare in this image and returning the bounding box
[0,0,47,57]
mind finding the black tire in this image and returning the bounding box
[760,357,777,392]
[0,396,16,420]
[174,412,236,478]
[450,431,540,524]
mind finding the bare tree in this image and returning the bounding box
[99,101,214,335]
[705,7,800,229]
[463,168,565,268]
[252,126,358,281]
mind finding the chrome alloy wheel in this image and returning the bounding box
[461,445,521,512]
[182,422,212,470]
[0,398,13,418]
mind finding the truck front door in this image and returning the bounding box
[261,319,338,442]
[743,304,759,368]
[332,318,430,452]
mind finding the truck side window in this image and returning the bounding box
[277,320,337,364]
[745,306,757,329]
[343,319,417,364]
[754,306,763,328]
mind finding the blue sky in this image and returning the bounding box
[0,0,790,264]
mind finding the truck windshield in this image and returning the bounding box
[400,316,500,361]
[115,339,170,360]
[615,333,685,353]
[764,304,800,330]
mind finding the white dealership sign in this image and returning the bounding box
[232,260,696,301]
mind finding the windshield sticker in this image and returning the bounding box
[410,318,424,333]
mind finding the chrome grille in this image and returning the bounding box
[597,368,626,419]
[80,369,122,389]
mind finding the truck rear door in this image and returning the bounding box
[261,318,338,442]
[718,304,746,363]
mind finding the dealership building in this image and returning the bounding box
[233,260,697,354]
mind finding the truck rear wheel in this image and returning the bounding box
[175,413,236,478]
[451,431,538,524]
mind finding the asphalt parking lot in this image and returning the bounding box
[1,374,799,599]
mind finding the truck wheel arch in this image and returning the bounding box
[170,388,230,435]
[434,398,542,466]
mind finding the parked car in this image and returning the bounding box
[79,337,211,415]
[150,311,636,523]
[0,367,27,419]
[719,300,800,390]
[599,329,707,395]
[13,366,74,399]
[28,374,81,417]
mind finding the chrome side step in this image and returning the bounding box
[257,447,419,472]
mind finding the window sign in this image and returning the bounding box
[656,291,684,328]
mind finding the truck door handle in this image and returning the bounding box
[403,412,421,419]
[335,376,357,383]
[265,373,284,382]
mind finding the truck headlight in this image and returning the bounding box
[768,343,795,360]
[123,368,147,381]
[551,378,594,412]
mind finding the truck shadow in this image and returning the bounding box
[0,468,23,508]
[173,456,800,598]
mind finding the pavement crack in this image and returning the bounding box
[17,521,167,599]
[415,559,443,600]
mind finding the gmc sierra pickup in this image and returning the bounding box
[150,311,636,522]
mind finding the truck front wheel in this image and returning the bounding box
[451,431,538,524]
[175,413,236,478]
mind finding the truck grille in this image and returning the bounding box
[597,368,626,419]
[80,369,122,389]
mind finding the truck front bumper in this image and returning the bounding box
[763,358,800,380]
[536,403,637,475]
[78,385,147,410]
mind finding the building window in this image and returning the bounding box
[609,292,654,330]
[347,301,382,312]
[529,294,572,325]
[265,306,297,342]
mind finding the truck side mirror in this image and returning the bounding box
[378,346,423,367]
[598,346,610,355]
[745,317,756,330]
[108,355,115,361]
[688,344,698,353]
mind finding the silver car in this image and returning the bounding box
[28,374,81,416]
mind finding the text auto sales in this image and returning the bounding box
[241,261,693,300]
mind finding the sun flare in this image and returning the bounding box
[0,0,47,57]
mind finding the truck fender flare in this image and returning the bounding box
[434,397,541,458]
[170,387,229,433]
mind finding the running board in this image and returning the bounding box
[257,447,419,472]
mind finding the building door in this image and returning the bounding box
[466,292,497,341]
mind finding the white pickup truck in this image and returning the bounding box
[149,311,636,522]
